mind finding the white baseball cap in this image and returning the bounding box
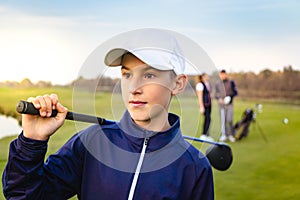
[104,29,186,75]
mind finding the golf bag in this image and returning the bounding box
[233,108,255,140]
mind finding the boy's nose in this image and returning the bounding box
[128,77,143,94]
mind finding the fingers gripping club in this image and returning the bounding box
[16,100,106,125]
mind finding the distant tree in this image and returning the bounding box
[20,78,33,87]
[36,80,52,87]
[282,65,299,91]
[260,69,273,79]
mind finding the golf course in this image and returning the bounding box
[0,86,299,199]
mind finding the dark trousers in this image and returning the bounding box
[202,105,211,136]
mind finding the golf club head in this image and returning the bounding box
[205,143,233,171]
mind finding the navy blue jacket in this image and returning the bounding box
[2,111,214,199]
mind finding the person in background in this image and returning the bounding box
[195,73,214,142]
[215,69,238,142]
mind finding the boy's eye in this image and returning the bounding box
[144,73,155,79]
[122,72,131,79]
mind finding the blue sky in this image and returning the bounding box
[0,0,299,84]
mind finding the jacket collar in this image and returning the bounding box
[117,110,182,151]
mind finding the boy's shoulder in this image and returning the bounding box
[75,120,119,139]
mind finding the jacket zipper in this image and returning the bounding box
[127,137,149,200]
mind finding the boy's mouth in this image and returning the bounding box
[129,100,147,107]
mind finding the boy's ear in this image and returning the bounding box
[171,74,187,96]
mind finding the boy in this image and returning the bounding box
[2,29,214,199]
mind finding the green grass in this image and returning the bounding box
[1,87,300,199]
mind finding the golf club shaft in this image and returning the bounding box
[16,100,224,146]
[183,135,221,145]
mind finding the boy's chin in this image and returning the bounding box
[130,115,150,124]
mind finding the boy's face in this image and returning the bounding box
[120,53,180,130]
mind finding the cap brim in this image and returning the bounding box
[104,48,129,66]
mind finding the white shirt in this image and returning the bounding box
[196,82,210,92]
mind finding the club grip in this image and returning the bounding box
[16,100,58,117]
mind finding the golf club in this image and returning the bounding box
[16,100,233,171]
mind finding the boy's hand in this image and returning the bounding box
[22,94,68,141]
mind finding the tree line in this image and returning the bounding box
[228,65,300,100]
[1,66,299,101]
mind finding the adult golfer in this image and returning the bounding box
[215,69,238,142]
[2,29,214,199]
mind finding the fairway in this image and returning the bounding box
[0,87,300,199]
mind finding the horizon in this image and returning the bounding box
[0,65,296,86]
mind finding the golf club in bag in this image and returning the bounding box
[16,100,233,171]
[233,104,268,143]
[233,108,254,140]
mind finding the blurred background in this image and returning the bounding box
[1,0,300,199]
